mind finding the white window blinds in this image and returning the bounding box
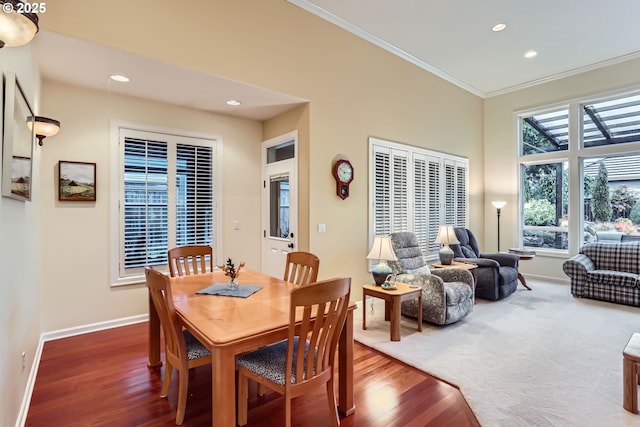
[369,137,468,258]
[114,127,217,283]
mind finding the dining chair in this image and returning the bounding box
[167,245,213,277]
[237,277,351,427]
[283,251,320,286]
[256,251,321,396]
[145,267,212,425]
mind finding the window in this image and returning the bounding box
[518,90,640,252]
[369,137,468,259]
[111,125,219,286]
[521,161,568,250]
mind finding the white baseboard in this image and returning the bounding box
[15,314,149,427]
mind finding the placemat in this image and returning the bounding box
[196,283,262,298]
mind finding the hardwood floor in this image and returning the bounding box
[25,322,479,427]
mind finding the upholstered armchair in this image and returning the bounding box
[388,232,473,325]
[451,227,519,301]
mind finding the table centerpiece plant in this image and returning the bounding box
[218,258,245,290]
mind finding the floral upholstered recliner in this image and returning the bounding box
[388,232,473,326]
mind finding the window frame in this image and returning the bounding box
[109,121,223,287]
[517,88,640,256]
[368,137,469,262]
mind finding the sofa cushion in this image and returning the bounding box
[588,270,640,288]
[581,242,640,274]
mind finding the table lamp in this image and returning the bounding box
[366,236,398,285]
[434,225,459,265]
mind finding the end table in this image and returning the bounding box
[362,282,422,342]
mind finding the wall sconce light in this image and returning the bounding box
[491,201,507,252]
[28,116,61,145]
[0,1,39,48]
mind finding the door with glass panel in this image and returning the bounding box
[261,132,297,277]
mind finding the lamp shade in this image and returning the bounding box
[0,1,39,48]
[367,236,397,285]
[492,200,506,209]
[27,116,60,145]
[366,236,398,261]
[434,225,459,245]
[434,225,458,265]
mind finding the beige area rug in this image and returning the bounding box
[353,280,640,426]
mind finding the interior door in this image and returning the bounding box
[261,132,297,277]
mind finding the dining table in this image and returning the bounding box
[147,268,355,427]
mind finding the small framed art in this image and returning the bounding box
[58,161,96,201]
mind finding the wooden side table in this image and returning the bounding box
[362,282,422,342]
[508,250,535,290]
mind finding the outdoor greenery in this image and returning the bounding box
[631,202,640,224]
[524,158,640,247]
[523,199,556,226]
[591,162,612,222]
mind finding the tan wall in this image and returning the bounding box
[485,57,640,281]
[41,0,484,300]
[0,45,42,427]
[39,81,263,331]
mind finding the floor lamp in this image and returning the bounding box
[492,201,506,252]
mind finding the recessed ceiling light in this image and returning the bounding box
[524,50,538,59]
[226,100,241,106]
[492,23,507,32]
[110,74,130,82]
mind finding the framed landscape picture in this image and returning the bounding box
[58,161,96,201]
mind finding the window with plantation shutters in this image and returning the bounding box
[111,125,218,285]
[123,138,169,271]
[176,144,214,247]
[369,137,468,260]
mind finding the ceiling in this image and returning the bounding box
[32,0,640,120]
[289,0,640,97]
[32,31,308,121]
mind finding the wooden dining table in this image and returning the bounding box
[147,269,355,426]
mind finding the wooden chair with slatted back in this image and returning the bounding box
[283,251,320,286]
[237,277,351,427]
[145,267,212,425]
[257,251,321,396]
[167,245,213,277]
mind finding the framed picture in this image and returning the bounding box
[58,161,97,201]
[2,72,35,201]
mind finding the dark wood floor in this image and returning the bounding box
[25,322,479,427]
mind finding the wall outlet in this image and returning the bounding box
[317,223,326,233]
[21,351,26,372]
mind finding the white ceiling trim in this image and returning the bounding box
[287,0,484,97]
[288,0,640,99]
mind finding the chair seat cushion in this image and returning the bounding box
[444,281,474,306]
[183,330,211,360]
[237,337,307,385]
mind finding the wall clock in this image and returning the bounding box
[333,159,354,200]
